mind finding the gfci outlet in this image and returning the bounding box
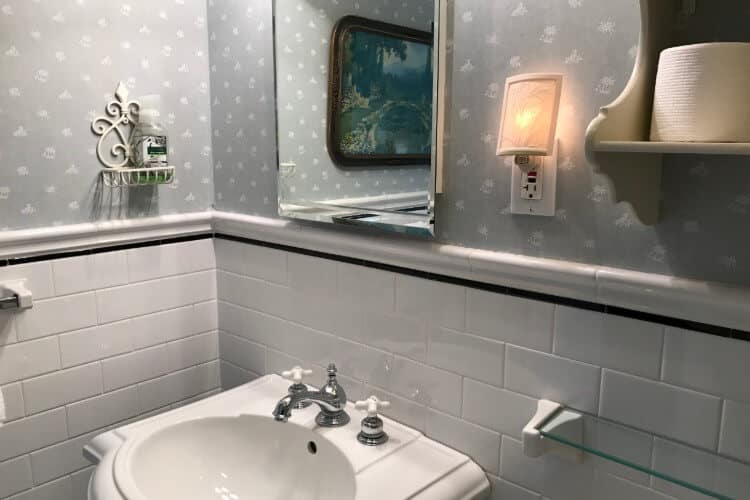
[510,141,558,217]
[520,164,544,201]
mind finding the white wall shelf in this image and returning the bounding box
[585,0,750,225]
[594,141,750,156]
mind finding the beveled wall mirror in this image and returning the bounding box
[273,0,439,237]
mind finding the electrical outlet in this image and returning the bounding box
[521,164,543,201]
[510,140,558,217]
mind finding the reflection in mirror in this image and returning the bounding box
[273,0,437,237]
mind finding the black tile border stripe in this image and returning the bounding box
[0,233,213,267]
[1,231,746,343]
[215,233,750,343]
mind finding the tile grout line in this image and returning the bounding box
[715,400,725,454]
[658,326,667,382]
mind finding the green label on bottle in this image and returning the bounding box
[147,146,167,155]
[141,136,168,167]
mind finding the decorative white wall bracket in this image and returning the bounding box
[91,82,175,187]
[92,82,140,170]
[523,400,584,463]
[584,0,750,225]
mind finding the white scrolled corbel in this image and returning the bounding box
[91,82,140,170]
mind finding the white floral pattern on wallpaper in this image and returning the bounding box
[3,1,744,285]
[208,0,278,212]
[0,0,213,230]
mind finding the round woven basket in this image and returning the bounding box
[650,42,750,143]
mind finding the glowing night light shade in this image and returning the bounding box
[496,73,563,157]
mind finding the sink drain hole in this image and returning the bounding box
[307,441,318,455]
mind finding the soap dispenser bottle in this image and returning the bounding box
[131,95,169,182]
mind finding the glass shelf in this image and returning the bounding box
[539,410,749,500]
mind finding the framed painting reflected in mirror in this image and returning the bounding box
[273,0,438,237]
[327,16,434,167]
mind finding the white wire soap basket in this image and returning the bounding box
[100,166,175,188]
[91,82,175,187]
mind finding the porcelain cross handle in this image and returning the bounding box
[282,366,313,384]
[355,396,391,418]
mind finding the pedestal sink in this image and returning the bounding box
[115,416,356,500]
[85,375,490,500]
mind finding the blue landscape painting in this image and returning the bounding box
[333,25,433,164]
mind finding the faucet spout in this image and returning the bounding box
[272,397,294,422]
[272,364,350,427]
[273,390,344,422]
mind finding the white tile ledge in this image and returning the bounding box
[469,249,598,302]
[597,267,750,332]
[213,211,750,331]
[1,210,748,332]
[214,211,474,281]
[0,212,212,260]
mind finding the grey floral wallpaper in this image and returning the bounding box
[1,0,747,286]
[440,0,750,285]
[274,0,433,205]
[209,0,750,287]
[0,0,214,230]
[208,0,278,212]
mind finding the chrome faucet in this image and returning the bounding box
[272,364,350,427]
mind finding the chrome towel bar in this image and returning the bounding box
[0,282,33,311]
[0,294,20,310]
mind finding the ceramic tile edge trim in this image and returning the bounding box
[0,212,213,261]
[212,211,750,333]
[1,210,748,333]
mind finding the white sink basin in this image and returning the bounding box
[86,375,489,500]
[115,416,356,500]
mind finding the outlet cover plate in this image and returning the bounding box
[510,140,558,217]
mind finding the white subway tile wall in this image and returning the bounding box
[215,238,750,500]
[4,237,748,500]
[652,438,750,499]
[599,370,722,450]
[0,239,219,500]
[553,306,664,379]
[0,312,16,346]
[720,400,750,463]
[662,327,750,403]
